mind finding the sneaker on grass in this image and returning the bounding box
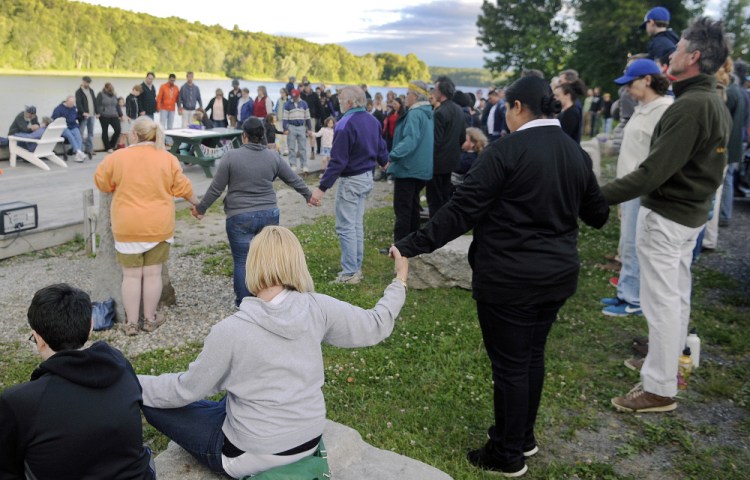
[611,383,676,413]
[602,301,642,317]
[624,358,645,371]
[330,272,362,285]
[466,442,528,477]
[600,297,624,306]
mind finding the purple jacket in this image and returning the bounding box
[319,108,389,192]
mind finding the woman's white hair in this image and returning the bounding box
[338,86,367,109]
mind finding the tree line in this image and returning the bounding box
[0,0,431,85]
[477,0,750,91]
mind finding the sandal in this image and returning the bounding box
[141,312,166,333]
[121,322,139,336]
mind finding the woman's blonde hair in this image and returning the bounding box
[131,116,165,149]
[465,127,488,153]
[245,226,314,295]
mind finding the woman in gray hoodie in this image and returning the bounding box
[138,227,408,478]
[96,82,123,152]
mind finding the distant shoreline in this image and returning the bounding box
[0,69,414,88]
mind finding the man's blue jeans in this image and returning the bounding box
[720,163,738,222]
[62,127,83,152]
[335,171,373,276]
[80,116,96,153]
[616,199,640,306]
[226,208,280,306]
[142,397,228,474]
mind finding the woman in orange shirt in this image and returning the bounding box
[95,117,199,335]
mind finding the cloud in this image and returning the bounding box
[341,0,486,68]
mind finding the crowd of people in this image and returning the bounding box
[1,8,749,480]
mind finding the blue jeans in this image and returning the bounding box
[62,127,83,152]
[720,163,737,222]
[287,125,308,168]
[226,208,280,306]
[335,171,373,276]
[80,116,96,152]
[142,397,228,474]
[616,199,640,306]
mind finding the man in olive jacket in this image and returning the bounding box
[428,76,466,217]
[603,17,731,414]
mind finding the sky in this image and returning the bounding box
[77,0,725,69]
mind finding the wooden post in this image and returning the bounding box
[82,189,94,255]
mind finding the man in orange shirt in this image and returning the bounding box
[157,74,179,131]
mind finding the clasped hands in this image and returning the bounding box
[308,188,324,207]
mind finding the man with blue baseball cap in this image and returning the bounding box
[640,6,679,67]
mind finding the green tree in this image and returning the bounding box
[722,0,750,58]
[476,0,570,80]
[569,0,702,93]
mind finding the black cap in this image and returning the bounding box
[25,105,36,114]
[82,75,92,83]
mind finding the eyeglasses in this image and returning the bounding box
[28,332,37,344]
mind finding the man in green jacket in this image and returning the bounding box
[602,17,731,413]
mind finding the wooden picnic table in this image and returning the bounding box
[165,128,243,177]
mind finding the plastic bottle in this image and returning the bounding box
[678,347,692,390]
[686,329,701,369]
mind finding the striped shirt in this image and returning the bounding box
[282,100,311,130]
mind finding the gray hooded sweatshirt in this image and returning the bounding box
[138,280,405,454]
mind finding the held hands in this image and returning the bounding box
[389,246,408,284]
[308,188,324,207]
[191,205,204,220]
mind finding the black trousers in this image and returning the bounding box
[99,116,121,150]
[476,299,565,465]
[426,173,452,218]
[393,178,426,242]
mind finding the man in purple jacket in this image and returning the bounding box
[310,86,389,284]
[52,96,87,162]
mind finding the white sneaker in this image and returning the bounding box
[74,151,86,163]
[291,165,298,172]
[303,167,309,174]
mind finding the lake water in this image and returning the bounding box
[0,75,405,134]
[0,74,485,134]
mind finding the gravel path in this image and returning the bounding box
[0,180,393,355]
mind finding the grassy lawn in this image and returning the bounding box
[2,193,748,479]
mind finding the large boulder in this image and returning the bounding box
[153,421,453,480]
[408,236,472,290]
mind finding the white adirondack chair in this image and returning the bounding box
[8,117,68,171]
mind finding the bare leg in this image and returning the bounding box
[121,266,144,326]
[142,263,163,321]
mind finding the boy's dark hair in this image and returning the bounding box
[28,284,91,351]
[168,73,176,80]
[436,75,456,100]
[654,20,669,28]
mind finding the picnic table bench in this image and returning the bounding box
[165,128,243,177]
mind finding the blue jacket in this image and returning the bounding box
[387,102,434,180]
[319,108,388,191]
[52,103,79,130]
[240,101,254,123]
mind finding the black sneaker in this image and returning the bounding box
[467,443,528,477]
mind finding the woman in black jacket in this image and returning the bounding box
[205,89,229,128]
[393,76,609,477]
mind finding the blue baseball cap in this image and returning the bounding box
[614,59,662,85]
[640,7,670,30]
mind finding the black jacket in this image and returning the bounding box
[228,88,242,116]
[75,87,98,122]
[301,91,321,121]
[126,94,140,120]
[139,82,157,116]
[481,101,507,138]
[0,341,152,480]
[205,97,229,122]
[396,125,609,305]
[433,100,466,174]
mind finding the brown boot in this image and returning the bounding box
[141,312,166,333]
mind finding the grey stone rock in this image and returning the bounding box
[153,421,453,480]
[408,236,472,290]
[90,192,176,324]
[580,139,602,181]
